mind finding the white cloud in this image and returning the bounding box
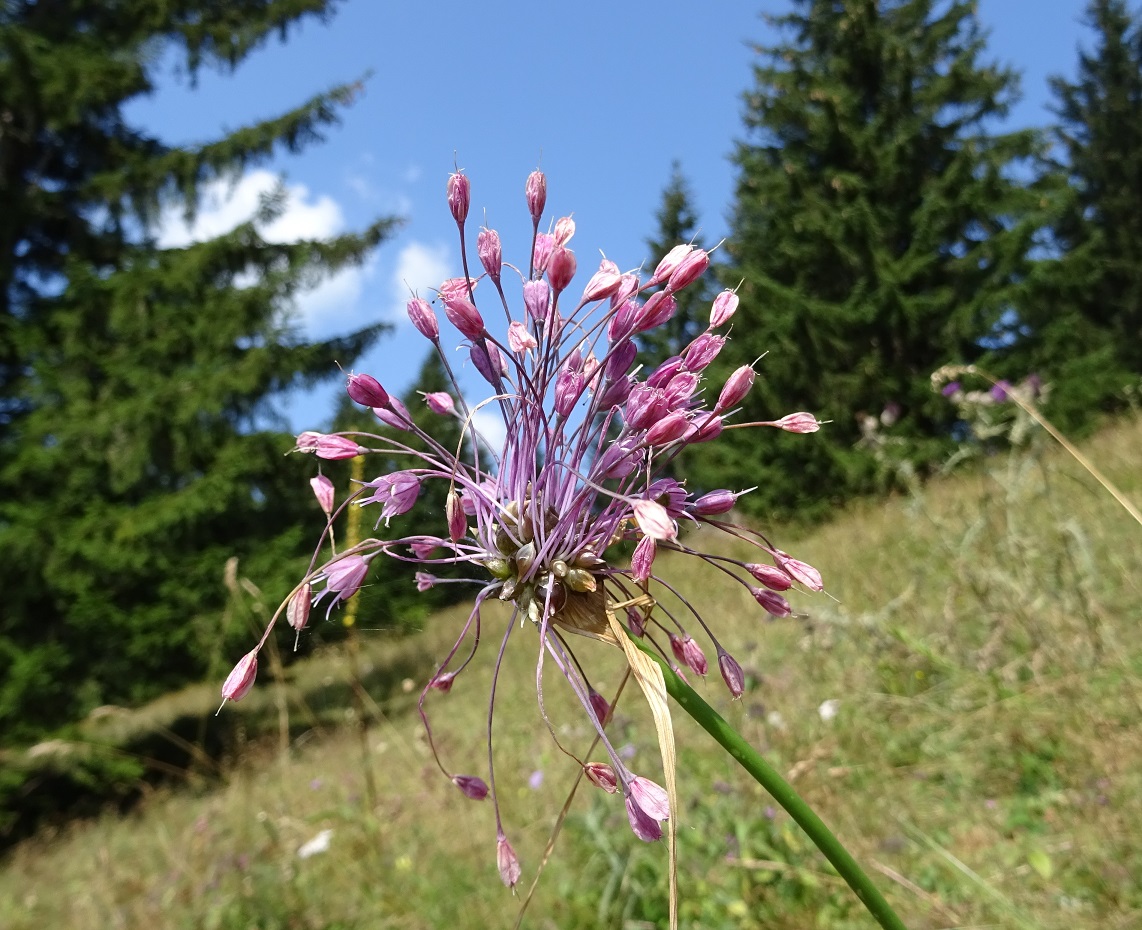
[155,169,370,336]
[471,407,507,453]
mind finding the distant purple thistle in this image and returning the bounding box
[232,169,823,886]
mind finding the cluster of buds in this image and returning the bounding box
[222,168,823,889]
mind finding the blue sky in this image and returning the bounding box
[129,0,1107,435]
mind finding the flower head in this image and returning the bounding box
[231,168,823,887]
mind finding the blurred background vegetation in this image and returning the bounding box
[1,0,1140,927]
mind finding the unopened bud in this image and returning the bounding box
[430,671,455,692]
[220,649,258,705]
[553,216,575,247]
[746,562,793,591]
[424,391,455,415]
[630,535,656,584]
[771,412,821,434]
[631,499,676,541]
[588,688,611,724]
[287,583,312,632]
[774,553,824,591]
[752,587,792,618]
[496,832,522,889]
[346,372,389,408]
[548,246,577,294]
[523,280,550,321]
[443,296,485,340]
[446,491,467,542]
[717,650,746,698]
[452,774,489,800]
[525,170,547,222]
[584,762,618,793]
[691,489,739,516]
[309,475,334,515]
[407,297,439,340]
[666,248,709,293]
[508,320,538,353]
[636,290,676,333]
[415,571,437,592]
[669,633,708,677]
[710,289,739,328]
[582,258,622,302]
[716,365,755,410]
[477,228,502,282]
[304,433,365,460]
[652,244,693,283]
[446,172,470,225]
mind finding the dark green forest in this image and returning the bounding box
[3,0,1140,765]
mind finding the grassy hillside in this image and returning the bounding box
[2,416,1140,929]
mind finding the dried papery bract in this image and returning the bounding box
[229,168,825,910]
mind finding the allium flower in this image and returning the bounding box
[230,168,824,887]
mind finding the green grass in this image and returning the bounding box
[2,416,1140,929]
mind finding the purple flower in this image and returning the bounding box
[232,169,823,882]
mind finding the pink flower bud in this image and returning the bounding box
[346,372,388,408]
[438,276,477,303]
[710,289,740,328]
[221,649,258,703]
[644,411,690,447]
[682,333,725,372]
[663,372,699,409]
[548,246,577,294]
[415,571,437,592]
[374,401,412,431]
[295,431,321,452]
[584,762,618,793]
[287,583,312,632]
[607,299,640,342]
[669,634,708,677]
[470,341,503,386]
[309,475,334,515]
[525,169,546,222]
[452,774,489,800]
[636,291,677,333]
[646,355,686,389]
[690,412,724,443]
[443,296,485,340]
[310,433,365,460]
[429,670,455,692]
[532,232,554,274]
[507,320,538,353]
[631,499,676,541]
[588,688,611,724]
[691,489,739,516]
[746,563,793,591]
[610,272,641,308]
[717,650,745,698]
[605,340,638,380]
[407,297,439,340]
[666,248,709,293]
[424,391,455,415]
[771,412,821,434]
[477,228,502,282]
[630,535,656,584]
[446,172,470,225]
[652,244,693,283]
[554,367,584,417]
[716,365,755,410]
[496,832,522,889]
[751,586,792,618]
[774,553,824,591]
[626,605,646,637]
[446,490,467,542]
[553,216,575,247]
[523,280,550,321]
[582,258,622,302]
[626,794,663,842]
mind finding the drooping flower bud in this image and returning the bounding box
[429,670,455,692]
[631,499,676,541]
[584,762,618,793]
[424,391,455,415]
[477,228,502,282]
[309,475,334,515]
[709,289,739,328]
[652,244,693,283]
[508,320,538,353]
[407,297,439,340]
[446,171,470,225]
[717,649,745,698]
[554,367,584,417]
[287,583,312,632]
[666,248,709,293]
[451,774,489,800]
[346,372,389,409]
[588,688,611,724]
[443,296,485,340]
[548,246,577,294]
[630,535,656,584]
[630,775,670,820]
[605,339,638,381]
[751,586,792,618]
[523,280,550,321]
[496,832,522,889]
[470,340,503,386]
[582,258,622,302]
[644,411,691,447]
[716,365,755,410]
[300,433,365,460]
[374,397,412,431]
[525,169,546,222]
[746,562,793,591]
[607,299,640,342]
[415,571,437,592]
[626,794,663,842]
[636,291,676,333]
[774,552,824,591]
[669,633,708,677]
[221,649,258,704]
[770,412,822,434]
[446,490,467,542]
[682,333,726,372]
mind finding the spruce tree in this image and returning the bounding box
[721,0,1042,519]
[0,1,397,740]
[1018,0,1142,425]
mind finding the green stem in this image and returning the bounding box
[633,638,908,930]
